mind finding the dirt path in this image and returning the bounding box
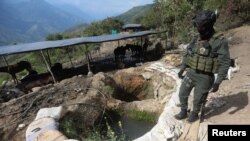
[206,25,250,124]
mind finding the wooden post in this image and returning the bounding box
[40,50,56,83]
[1,56,16,83]
[46,50,52,67]
[141,36,143,47]
[141,36,144,62]
[2,56,9,66]
[85,45,92,74]
[66,47,74,68]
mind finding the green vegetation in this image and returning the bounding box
[85,126,126,141]
[50,17,124,39]
[142,0,250,42]
[103,85,115,96]
[116,4,154,24]
[121,109,158,123]
[55,0,249,44]
[59,112,126,141]
[1,0,249,84]
[0,74,10,85]
[59,116,81,139]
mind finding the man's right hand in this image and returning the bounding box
[209,83,220,93]
[178,69,185,79]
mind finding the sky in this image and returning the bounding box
[45,0,154,20]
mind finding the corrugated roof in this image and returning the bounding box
[0,31,157,56]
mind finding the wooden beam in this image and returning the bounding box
[46,50,52,67]
[40,50,56,83]
[85,45,92,74]
[141,36,143,47]
[1,56,17,83]
[66,47,74,68]
[2,56,9,66]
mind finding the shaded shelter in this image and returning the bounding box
[0,31,158,83]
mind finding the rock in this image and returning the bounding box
[135,62,143,66]
[106,98,124,110]
[178,43,189,50]
[87,71,93,77]
[32,87,42,92]
[123,99,164,114]
[164,54,182,66]
[141,72,153,80]
[16,123,25,131]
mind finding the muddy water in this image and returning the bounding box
[121,116,155,140]
[105,110,156,141]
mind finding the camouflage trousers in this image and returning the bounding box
[179,69,214,113]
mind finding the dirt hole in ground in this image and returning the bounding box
[58,71,174,141]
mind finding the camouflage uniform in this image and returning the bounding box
[175,10,231,122]
[179,33,231,114]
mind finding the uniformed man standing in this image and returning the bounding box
[174,10,231,122]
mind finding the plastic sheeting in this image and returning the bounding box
[0,31,157,56]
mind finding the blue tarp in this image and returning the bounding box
[0,31,158,56]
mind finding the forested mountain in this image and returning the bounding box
[57,4,154,38]
[46,0,250,43]
[116,4,154,24]
[0,0,86,45]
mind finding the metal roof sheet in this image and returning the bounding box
[0,30,157,56]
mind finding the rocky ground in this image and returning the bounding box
[0,37,175,141]
[205,25,250,124]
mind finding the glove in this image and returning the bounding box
[209,83,220,93]
[178,69,185,79]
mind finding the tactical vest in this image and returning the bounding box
[186,34,224,73]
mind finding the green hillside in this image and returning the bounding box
[116,4,154,24]
[0,0,85,45]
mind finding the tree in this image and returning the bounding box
[82,18,124,36]
[157,0,194,40]
[139,9,162,29]
[46,33,63,41]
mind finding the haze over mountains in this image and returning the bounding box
[44,1,93,23]
[0,0,153,46]
[0,0,86,45]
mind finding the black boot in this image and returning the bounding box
[174,109,187,120]
[187,112,199,123]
